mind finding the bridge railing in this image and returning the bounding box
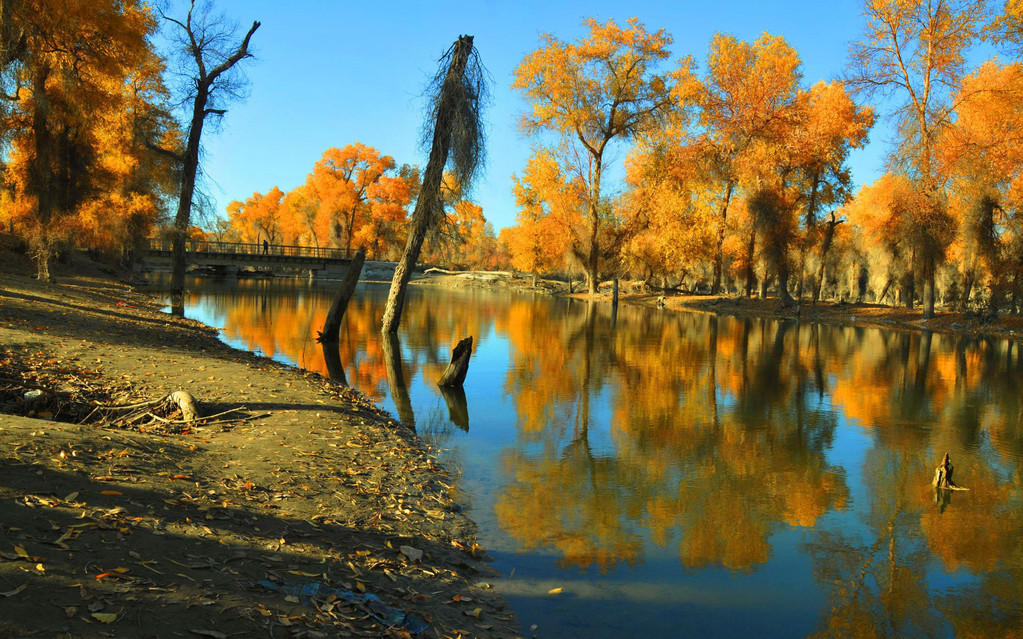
[147,238,350,260]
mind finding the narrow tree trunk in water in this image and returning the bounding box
[319,250,365,343]
[382,35,474,333]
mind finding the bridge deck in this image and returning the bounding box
[146,239,351,263]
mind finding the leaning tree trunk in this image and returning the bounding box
[381,35,476,333]
[318,249,365,343]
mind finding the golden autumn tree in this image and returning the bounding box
[506,148,586,280]
[785,81,874,303]
[308,143,395,255]
[0,0,160,279]
[623,133,719,287]
[848,0,989,318]
[695,32,803,295]
[354,164,419,260]
[845,173,931,305]
[278,182,322,247]
[513,17,682,295]
[991,0,1023,55]
[226,186,285,245]
[938,61,1023,311]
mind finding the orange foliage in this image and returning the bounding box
[0,0,174,275]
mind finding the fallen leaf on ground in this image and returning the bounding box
[91,612,118,623]
[1,584,27,597]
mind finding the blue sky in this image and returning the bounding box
[175,1,889,233]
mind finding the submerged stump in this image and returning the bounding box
[437,336,473,387]
[932,452,967,490]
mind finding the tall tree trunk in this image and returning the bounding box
[382,35,475,333]
[796,173,822,302]
[744,229,757,298]
[812,213,843,305]
[30,65,54,281]
[585,156,603,296]
[959,266,975,312]
[922,257,936,319]
[712,182,734,295]
[168,15,260,302]
[170,86,208,301]
[778,261,794,306]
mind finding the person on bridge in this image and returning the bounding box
[263,239,268,255]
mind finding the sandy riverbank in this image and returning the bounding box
[0,248,520,638]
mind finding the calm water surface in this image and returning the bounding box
[170,277,1023,638]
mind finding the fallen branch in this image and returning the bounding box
[423,267,514,277]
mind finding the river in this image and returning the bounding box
[168,276,1023,638]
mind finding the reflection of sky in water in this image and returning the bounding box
[164,276,1023,639]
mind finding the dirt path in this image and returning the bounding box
[0,257,519,638]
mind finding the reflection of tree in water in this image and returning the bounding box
[805,447,944,638]
[805,346,1023,639]
[496,304,849,571]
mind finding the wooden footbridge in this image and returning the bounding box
[140,239,353,278]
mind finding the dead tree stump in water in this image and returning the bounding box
[438,336,473,387]
[932,452,963,489]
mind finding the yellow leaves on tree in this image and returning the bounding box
[0,0,172,278]
[513,17,685,294]
[227,187,285,245]
[505,149,585,277]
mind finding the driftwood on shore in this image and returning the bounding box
[167,390,200,422]
[438,336,473,387]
